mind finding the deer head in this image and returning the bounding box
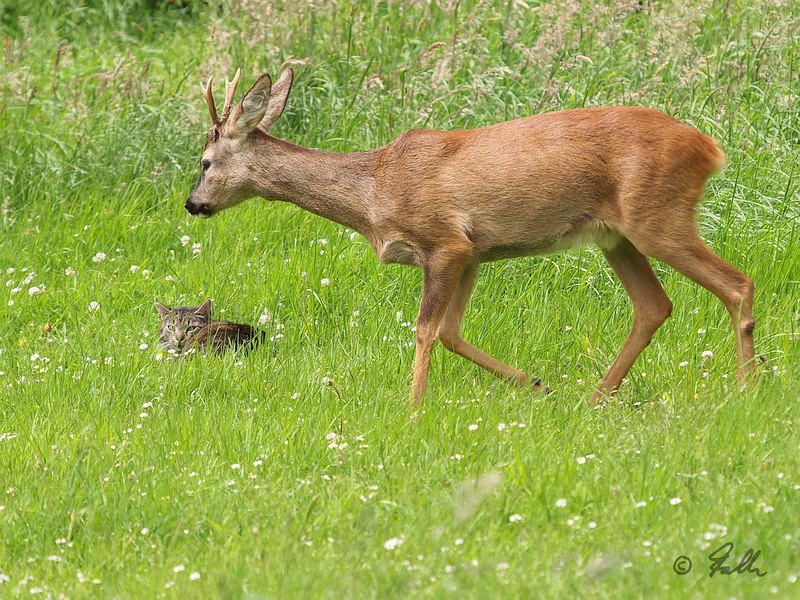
[185,68,294,218]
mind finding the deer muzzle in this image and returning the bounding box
[184,197,212,218]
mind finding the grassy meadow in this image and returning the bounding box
[1,0,799,597]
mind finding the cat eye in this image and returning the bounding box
[201,159,211,172]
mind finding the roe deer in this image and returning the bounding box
[185,68,756,406]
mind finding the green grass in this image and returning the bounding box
[1,1,799,597]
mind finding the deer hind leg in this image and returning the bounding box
[437,262,546,391]
[631,232,756,383]
[589,237,673,406]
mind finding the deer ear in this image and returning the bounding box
[260,69,293,130]
[155,302,172,318]
[195,298,212,319]
[229,74,272,136]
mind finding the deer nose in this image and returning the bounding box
[185,197,213,218]
[185,198,200,215]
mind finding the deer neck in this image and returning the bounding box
[252,132,380,238]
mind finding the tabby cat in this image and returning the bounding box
[155,299,262,355]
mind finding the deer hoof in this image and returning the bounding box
[587,390,610,408]
[530,377,551,394]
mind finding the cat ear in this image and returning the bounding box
[195,298,212,319]
[155,302,172,318]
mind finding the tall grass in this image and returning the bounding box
[1,1,798,597]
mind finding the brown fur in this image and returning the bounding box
[192,321,262,353]
[156,299,263,356]
[186,70,755,406]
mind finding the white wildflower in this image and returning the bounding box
[87,301,100,312]
[326,432,347,451]
[92,252,107,263]
[383,536,404,550]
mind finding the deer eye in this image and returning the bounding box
[201,159,211,172]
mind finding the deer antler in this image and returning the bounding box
[200,75,218,125]
[221,68,242,123]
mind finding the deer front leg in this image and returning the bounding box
[410,244,472,407]
[438,262,546,391]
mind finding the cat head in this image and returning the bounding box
[155,299,212,352]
